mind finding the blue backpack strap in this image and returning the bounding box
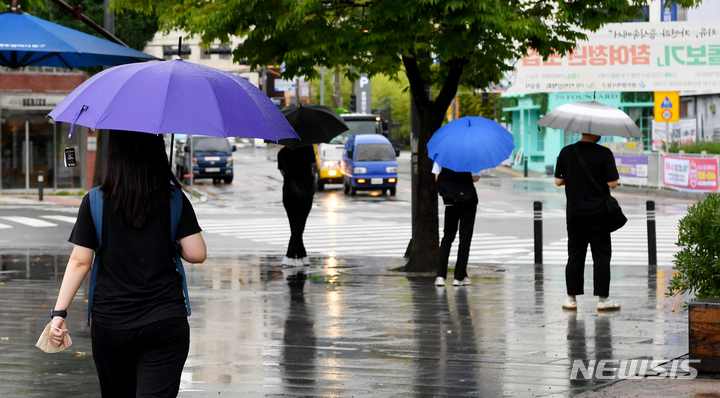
[87,187,103,326]
[170,185,191,316]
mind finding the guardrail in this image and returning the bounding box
[615,151,720,192]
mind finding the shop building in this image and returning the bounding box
[0,67,92,192]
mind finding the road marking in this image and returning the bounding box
[200,217,536,262]
[0,223,11,229]
[41,215,77,224]
[0,216,57,227]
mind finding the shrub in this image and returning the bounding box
[668,193,720,300]
[668,141,720,155]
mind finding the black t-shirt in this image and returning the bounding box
[69,191,201,329]
[277,146,316,182]
[555,141,619,217]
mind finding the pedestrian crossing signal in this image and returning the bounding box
[661,97,673,109]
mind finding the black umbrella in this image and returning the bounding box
[278,104,348,148]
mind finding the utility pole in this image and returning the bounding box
[332,69,342,109]
[92,0,114,187]
[320,67,325,106]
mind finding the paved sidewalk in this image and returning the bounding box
[1,251,715,397]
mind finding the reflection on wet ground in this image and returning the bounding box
[0,252,690,397]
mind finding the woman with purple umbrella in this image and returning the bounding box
[47,131,206,397]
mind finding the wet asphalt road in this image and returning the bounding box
[0,251,691,397]
[0,144,702,397]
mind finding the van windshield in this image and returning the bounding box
[329,120,380,145]
[355,144,395,161]
[193,137,231,152]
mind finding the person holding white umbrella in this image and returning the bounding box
[540,100,642,311]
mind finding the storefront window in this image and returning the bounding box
[1,112,55,190]
[1,113,84,190]
[54,122,84,190]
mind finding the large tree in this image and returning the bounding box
[20,0,158,52]
[114,0,699,272]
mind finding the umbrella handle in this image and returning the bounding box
[68,105,88,140]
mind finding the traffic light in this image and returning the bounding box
[349,94,357,112]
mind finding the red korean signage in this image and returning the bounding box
[663,156,719,192]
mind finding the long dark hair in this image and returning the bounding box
[100,131,181,228]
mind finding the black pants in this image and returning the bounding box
[283,186,313,258]
[437,202,477,280]
[566,212,612,297]
[91,317,190,398]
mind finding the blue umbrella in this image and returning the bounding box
[48,59,298,142]
[0,12,158,69]
[427,116,514,173]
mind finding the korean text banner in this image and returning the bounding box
[663,155,719,192]
[615,155,648,185]
[499,21,720,94]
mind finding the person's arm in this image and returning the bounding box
[555,178,565,186]
[607,180,618,189]
[49,245,94,348]
[179,232,206,263]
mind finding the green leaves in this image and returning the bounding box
[668,193,720,301]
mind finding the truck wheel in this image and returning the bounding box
[382,188,388,195]
[389,187,396,196]
[351,187,357,196]
[317,181,325,191]
[224,176,233,184]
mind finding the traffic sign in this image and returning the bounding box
[654,91,679,122]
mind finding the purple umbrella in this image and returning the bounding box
[47,59,298,141]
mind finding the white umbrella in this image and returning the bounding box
[536,101,643,138]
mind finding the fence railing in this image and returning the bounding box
[614,151,720,192]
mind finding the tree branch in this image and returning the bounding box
[432,57,467,122]
[402,52,431,113]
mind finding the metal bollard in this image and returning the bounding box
[524,157,528,177]
[534,201,542,264]
[38,171,44,202]
[647,200,657,266]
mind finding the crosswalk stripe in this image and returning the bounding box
[0,216,57,227]
[41,215,77,223]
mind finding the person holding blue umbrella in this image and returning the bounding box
[428,116,514,287]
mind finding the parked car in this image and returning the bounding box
[341,134,398,196]
[175,136,236,184]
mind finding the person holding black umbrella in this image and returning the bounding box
[278,145,317,267]
[277,104,348,267]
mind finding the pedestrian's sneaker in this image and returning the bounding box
[597,298,621,311]
[452,277,472,286]
[282,257,303,267]
[434,277,445,286]
[301,256,310,266]
[562,297,578,310]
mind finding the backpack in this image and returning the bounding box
[436,168,477,205]
[86,185,191,326]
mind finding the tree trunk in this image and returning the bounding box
[401,55,466,273]
[92,129,108,187]
[404,112,442,272]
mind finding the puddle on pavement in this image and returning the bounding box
[0,253,69,282]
